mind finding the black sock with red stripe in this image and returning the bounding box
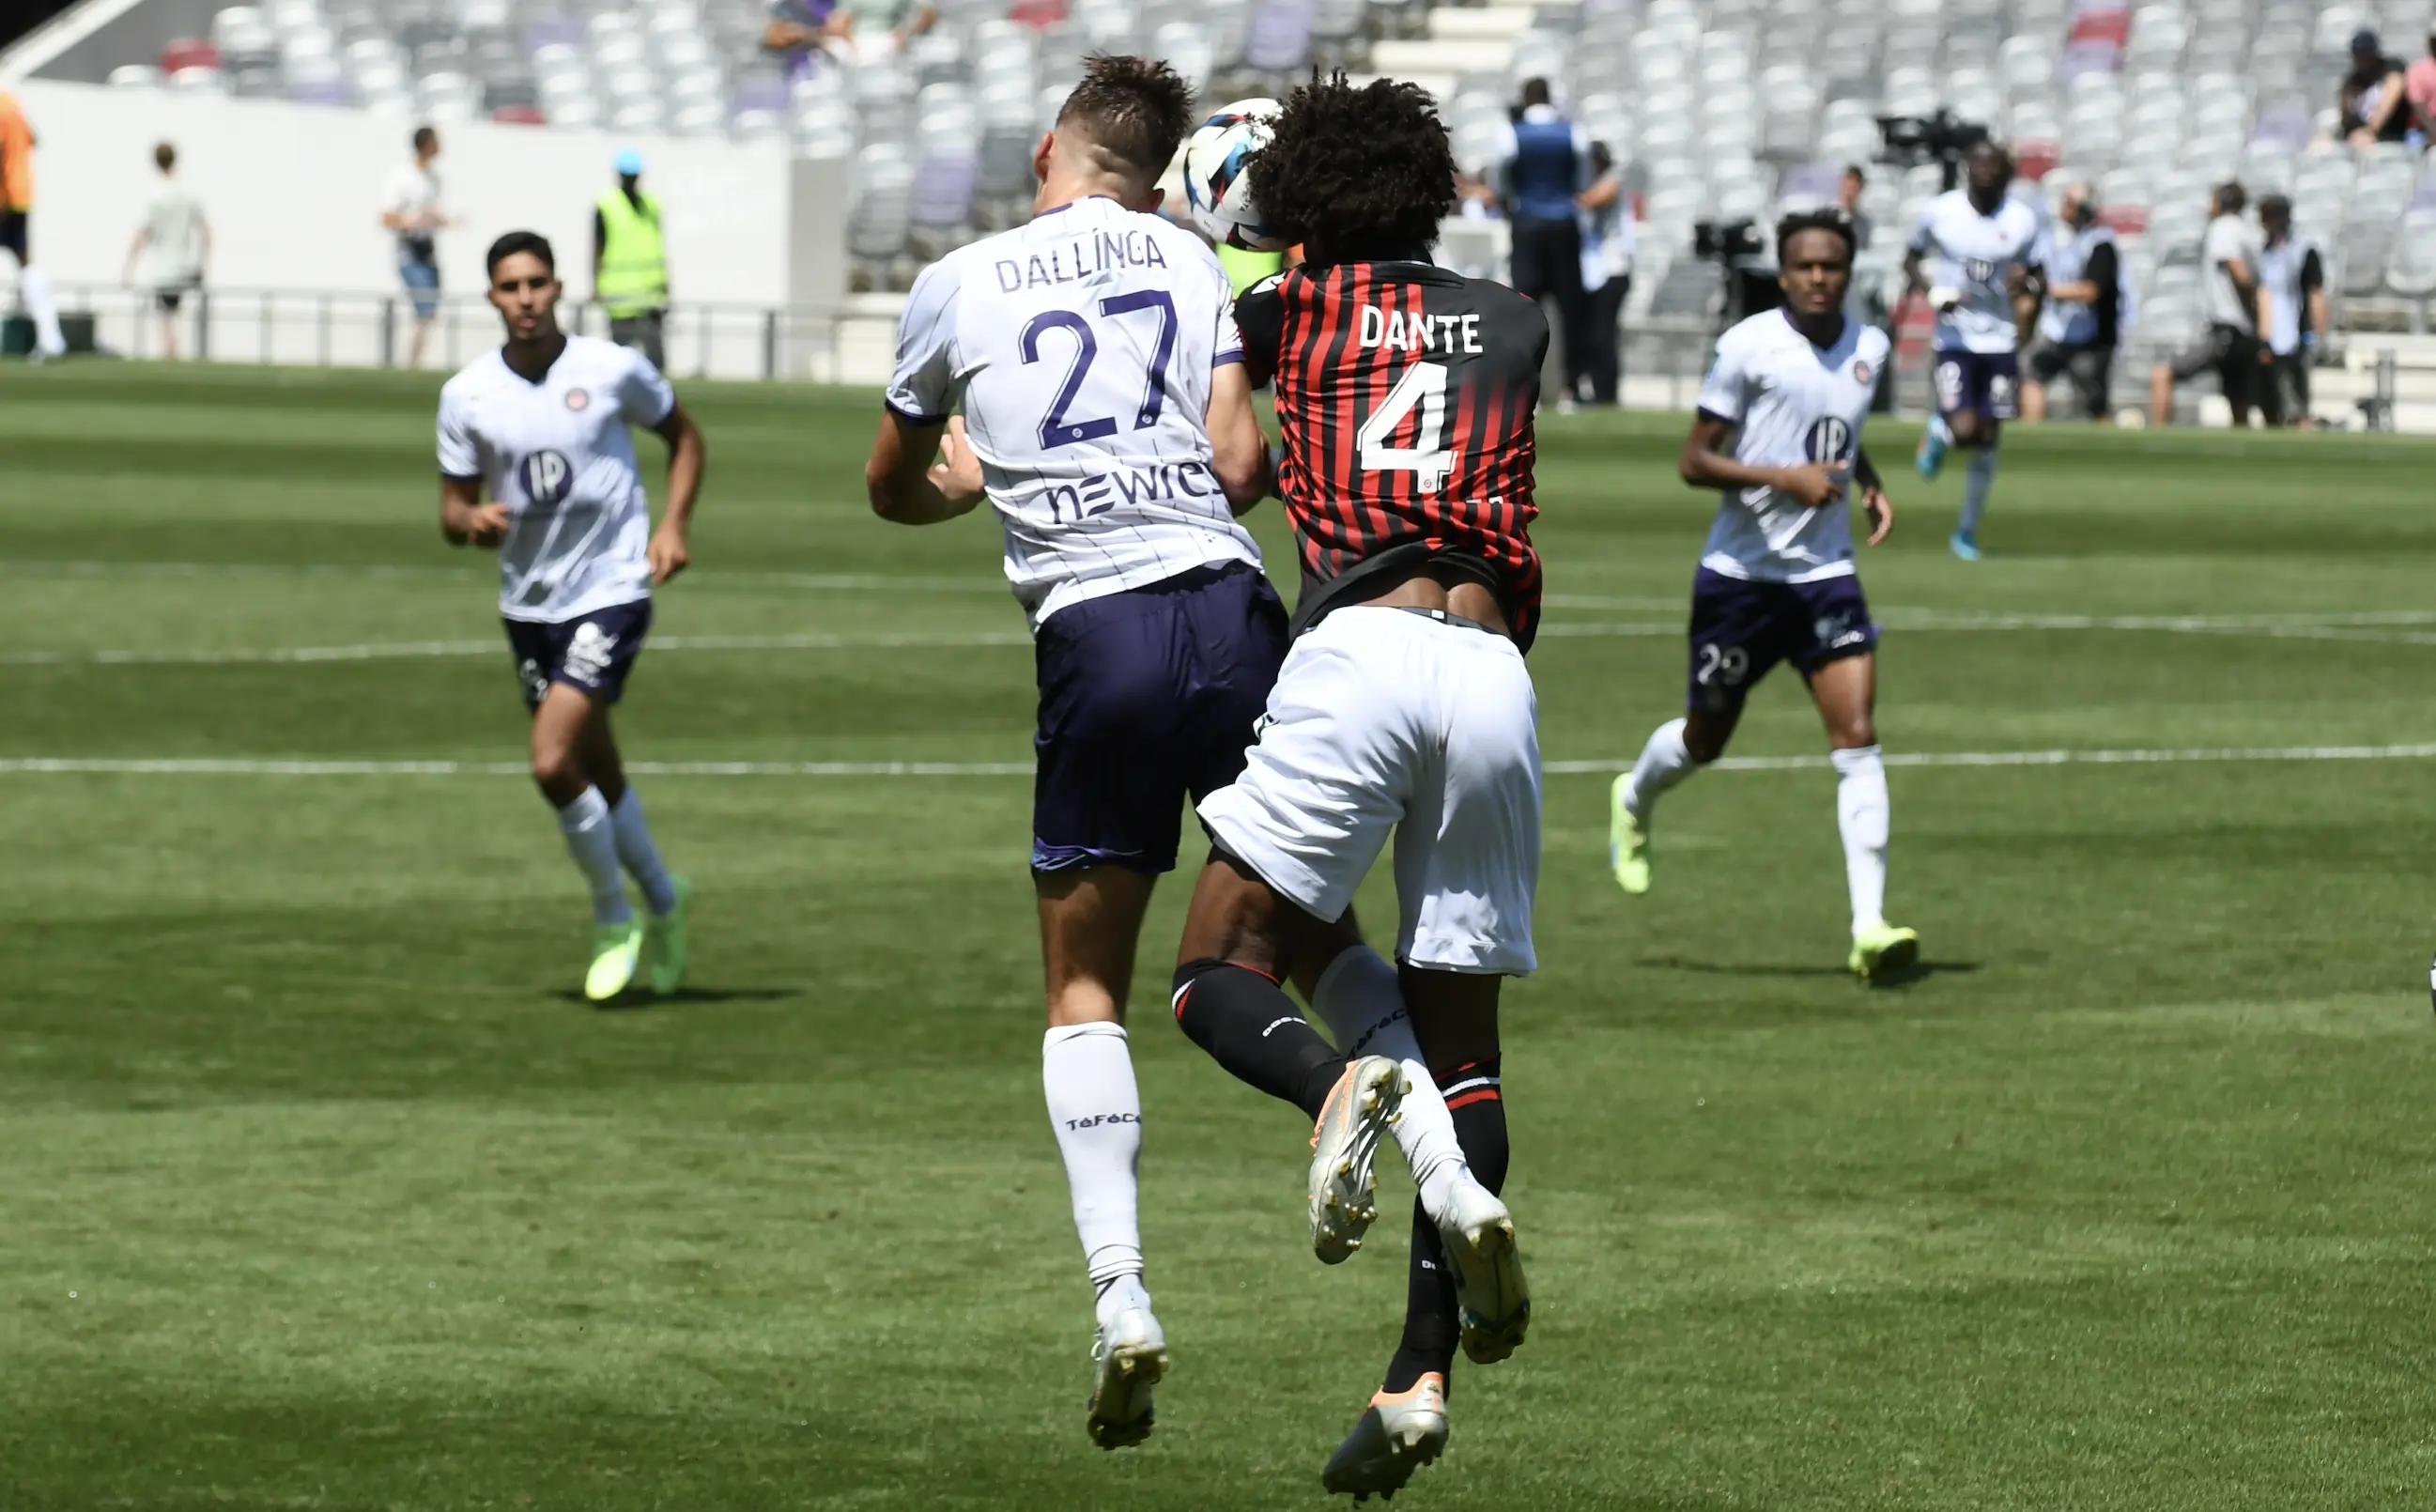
[1384,1057,1506,1395]
[1172,960,1347,1121]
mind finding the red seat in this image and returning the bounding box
[491,106,546,125]
[2014,139,2061,181]
[1010,0,1069,27]
[160,38,221,71]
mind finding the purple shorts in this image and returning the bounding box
[1931,349,2021,423]
[1687,567,1876,717]
[504,598,652,713]
[1031,562,1287,875]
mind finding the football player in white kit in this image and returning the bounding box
[437,230,705,1003]
[1904,140,2042,561]
[1611,209,1920,980]
[863,56,1488,1454]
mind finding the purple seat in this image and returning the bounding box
[1244,0,1314,72]
[1779,162,1843,205]
[289,77,356,105]
[910,151,979,228]
[730,77,789,116]
[2249,108,2312,150]
[525,19,584,53]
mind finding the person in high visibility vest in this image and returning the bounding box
[593,150,671,370]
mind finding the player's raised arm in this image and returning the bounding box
[1203,363,1273,515]
[649,400,705,582]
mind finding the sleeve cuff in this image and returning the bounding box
[1695,407,1739,427]
[1212,350,1244,368]
[883,398,947,426]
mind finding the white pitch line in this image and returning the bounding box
[9,559,1009,594]
[0,628,1036,667]
[21,606,2436,669]
[8,743,2436,779]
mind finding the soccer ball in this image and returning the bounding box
[1182,99,1288,252]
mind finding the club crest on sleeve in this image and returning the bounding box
[1851,360,1873,386]
[564,389,591,411]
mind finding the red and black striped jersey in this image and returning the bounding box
[1237,261,1549,649]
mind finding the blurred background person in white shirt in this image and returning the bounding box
[123,142,209,361]
[1575,141,1635,408]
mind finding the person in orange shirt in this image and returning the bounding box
[0,89,68,361]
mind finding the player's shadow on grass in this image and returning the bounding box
[1640,956,1981,991]
[552,986,801,1011]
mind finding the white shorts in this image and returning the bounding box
[1196,605,1542,975]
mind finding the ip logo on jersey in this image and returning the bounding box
[1804,416,1856,464]
[518,449,574,506]
[1965,257,1998,285]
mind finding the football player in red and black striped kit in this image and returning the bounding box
[1164,72,1547,1500]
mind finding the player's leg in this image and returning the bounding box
[1185,613,1494,1263]
[1032,863,1170,1450]
[2222,333,2258,428]
[576,704,691,992]
[1027,579,1233,1447]
[528,678,644,1001]
[1612,571,1771,895]
[1329,622,1539,1500]
[1798,596,1917,978]
[1918,353,1963,478]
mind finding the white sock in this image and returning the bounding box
[1622,716,1701,822]
[1929,411,1953,445]
[1310,946,1470,1222]
[20,267,65,356]
[1831,745,1889,933]
[1042,1022,1149,1327]
[608,788,677,914]
[1960,448,1998,538]
[556,786,634,925]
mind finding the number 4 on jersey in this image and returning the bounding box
[1358,361,1455,492]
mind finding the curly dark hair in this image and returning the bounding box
[1774,208,1856,266]
[1247,71,1457,264]
[1055,54,1196,183]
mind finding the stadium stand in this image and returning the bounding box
[16,0,2436,415]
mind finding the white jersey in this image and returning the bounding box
[1695,309,1890,584]
[884,195,1262,627]
[140,184,206,287]
[1908,189,2042,354]
[436,334,675,623]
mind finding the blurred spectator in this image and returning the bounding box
[0,86,67,361]
[763,0,840,79]
[1574,141,1634,407]
[2150,181,2264,427]
[1454,168,1500,221]
[2023,181,2123,423]
[123,142,209,362]
[1839,163,1873,248]
[381,125,450,368]
[2255,194,2327,428]
[2406,23,2436,143]
[765,0,934,69]
[2338,29,2410,147]
[594,149,671,370]
[1498,77,1592,409]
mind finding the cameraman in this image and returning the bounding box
[2022,181,2124,424]
[1498,78,1593,405]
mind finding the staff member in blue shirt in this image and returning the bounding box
[1498,78,1592,405]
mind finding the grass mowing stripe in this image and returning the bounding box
[8,743,2436,778]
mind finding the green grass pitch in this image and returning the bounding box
[3,361,2432,1510]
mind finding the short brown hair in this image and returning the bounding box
[154,141,177,172]
[1054,54,1195,180]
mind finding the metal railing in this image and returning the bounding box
[42,282,896,385]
